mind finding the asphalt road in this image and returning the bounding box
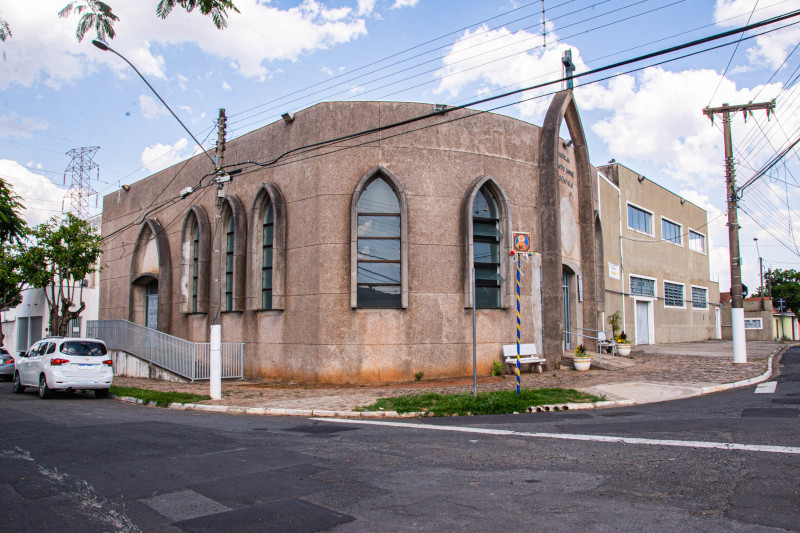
[1,348,798,532]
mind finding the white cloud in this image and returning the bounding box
[222,81,232,91]
[391,0,419,9]
[1,0,370,89]
[140,138,193,174]
[0,160,66,227]
[0,113,50,139]
[321,66,334,76]
[713,0,800,69]
[357,0,377,15]
[139,94,168,120]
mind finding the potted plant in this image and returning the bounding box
[615,332,631,356]
[573,344,591,371]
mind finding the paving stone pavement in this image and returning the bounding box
[110,340,789,413]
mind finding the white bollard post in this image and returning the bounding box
[210,324,222,399]
[731,307,747,364]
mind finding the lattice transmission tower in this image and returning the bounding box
[63,146,99,219]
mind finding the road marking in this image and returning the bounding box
[754,382,777,394]
[312,418,800,455]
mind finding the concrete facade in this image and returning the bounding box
[720,296,798,341]
[596,163,720,345]
[100,96,604,383]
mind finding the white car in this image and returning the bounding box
[12,337,113,399]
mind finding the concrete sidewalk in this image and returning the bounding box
[111,340,789,417]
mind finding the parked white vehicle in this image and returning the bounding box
[12,337,113,399]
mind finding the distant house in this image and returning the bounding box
[719,294,798,341]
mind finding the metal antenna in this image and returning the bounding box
[63,146,99,219]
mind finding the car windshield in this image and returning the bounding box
[59,341,108,357]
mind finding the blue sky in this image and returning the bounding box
[2,0,800,291]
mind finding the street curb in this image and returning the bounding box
[111,345,786,418]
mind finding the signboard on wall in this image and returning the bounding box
[608,262,621,280]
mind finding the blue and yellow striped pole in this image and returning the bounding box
[515,253,522,395]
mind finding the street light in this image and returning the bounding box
[91,39,216,168]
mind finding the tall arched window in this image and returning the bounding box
[473,185,502,308]
[192,224,200,312]
[225,214,235,311]
[357,176,401,307]
[262,200,274,310]
[181,205,210,314]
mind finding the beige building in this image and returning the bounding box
[100,92,605,383]
[596,163,720,345]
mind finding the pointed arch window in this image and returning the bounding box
[473,185,503,308]
[351,168,408,309]
[192,223,200,312]
[225,214,235,311]
[262,200,274,310]
[357,177,401,307]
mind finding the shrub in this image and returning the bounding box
[492,360,504,376]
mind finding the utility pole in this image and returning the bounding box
[210,108,227,400]
[703,100,775,363]
[754,237,764,310]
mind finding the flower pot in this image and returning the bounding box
[616,344,631,356]
[573,357,592,371]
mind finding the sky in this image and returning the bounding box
[2,0,800,293]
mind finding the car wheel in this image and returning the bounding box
[95,389,109,399]
[12,372,24,394]
[38,375,52,399]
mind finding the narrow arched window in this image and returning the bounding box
[357,177,401,307]
[473,185,502,308]
[225,215,234,311]
[262,201,274,310]
[191,223,199,312]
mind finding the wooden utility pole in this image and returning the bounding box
[703,100,775,363]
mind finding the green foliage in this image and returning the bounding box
[767,269,800,320]
[414,371,424,381]
[573,344,587,357]
[359,388,603,416]
[0,17,11,42]
[491,360,504,376]
[0,178,27,243]
[615,332,629,344]
[109,386,210,407]
[157,0,240,29]
[21,214,102,336]
[58,1,119,42]
[608,311,621,337]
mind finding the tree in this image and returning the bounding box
[766,268,800,321]
[0,179,28,348]
[0,178,27,243]
[20,214,102,338]
[1,0,238,43]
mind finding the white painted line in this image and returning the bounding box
[754,382,777,394]
[312,418,800,456]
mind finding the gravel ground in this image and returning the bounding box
[111,340,785,412]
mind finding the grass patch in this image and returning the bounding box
[109,386,210,408]
[359,388,603,416]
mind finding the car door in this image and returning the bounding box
[18,343,40,385]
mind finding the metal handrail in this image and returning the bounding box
[87,319,243,381]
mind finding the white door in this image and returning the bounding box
[635,300,651,345]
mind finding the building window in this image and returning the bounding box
[630,276,655,297]
[15,316,43,352]
[664,281,684,308]
[357,177,401,307]
[262,200,274,310]
[473,185,503,308]
[662,218,682,245]
[744,318,763,329]
[192,224,199,312]
[225,215,234,311]
[689,230,706,253]
[627,204,652,235]
[692,286,708,309]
